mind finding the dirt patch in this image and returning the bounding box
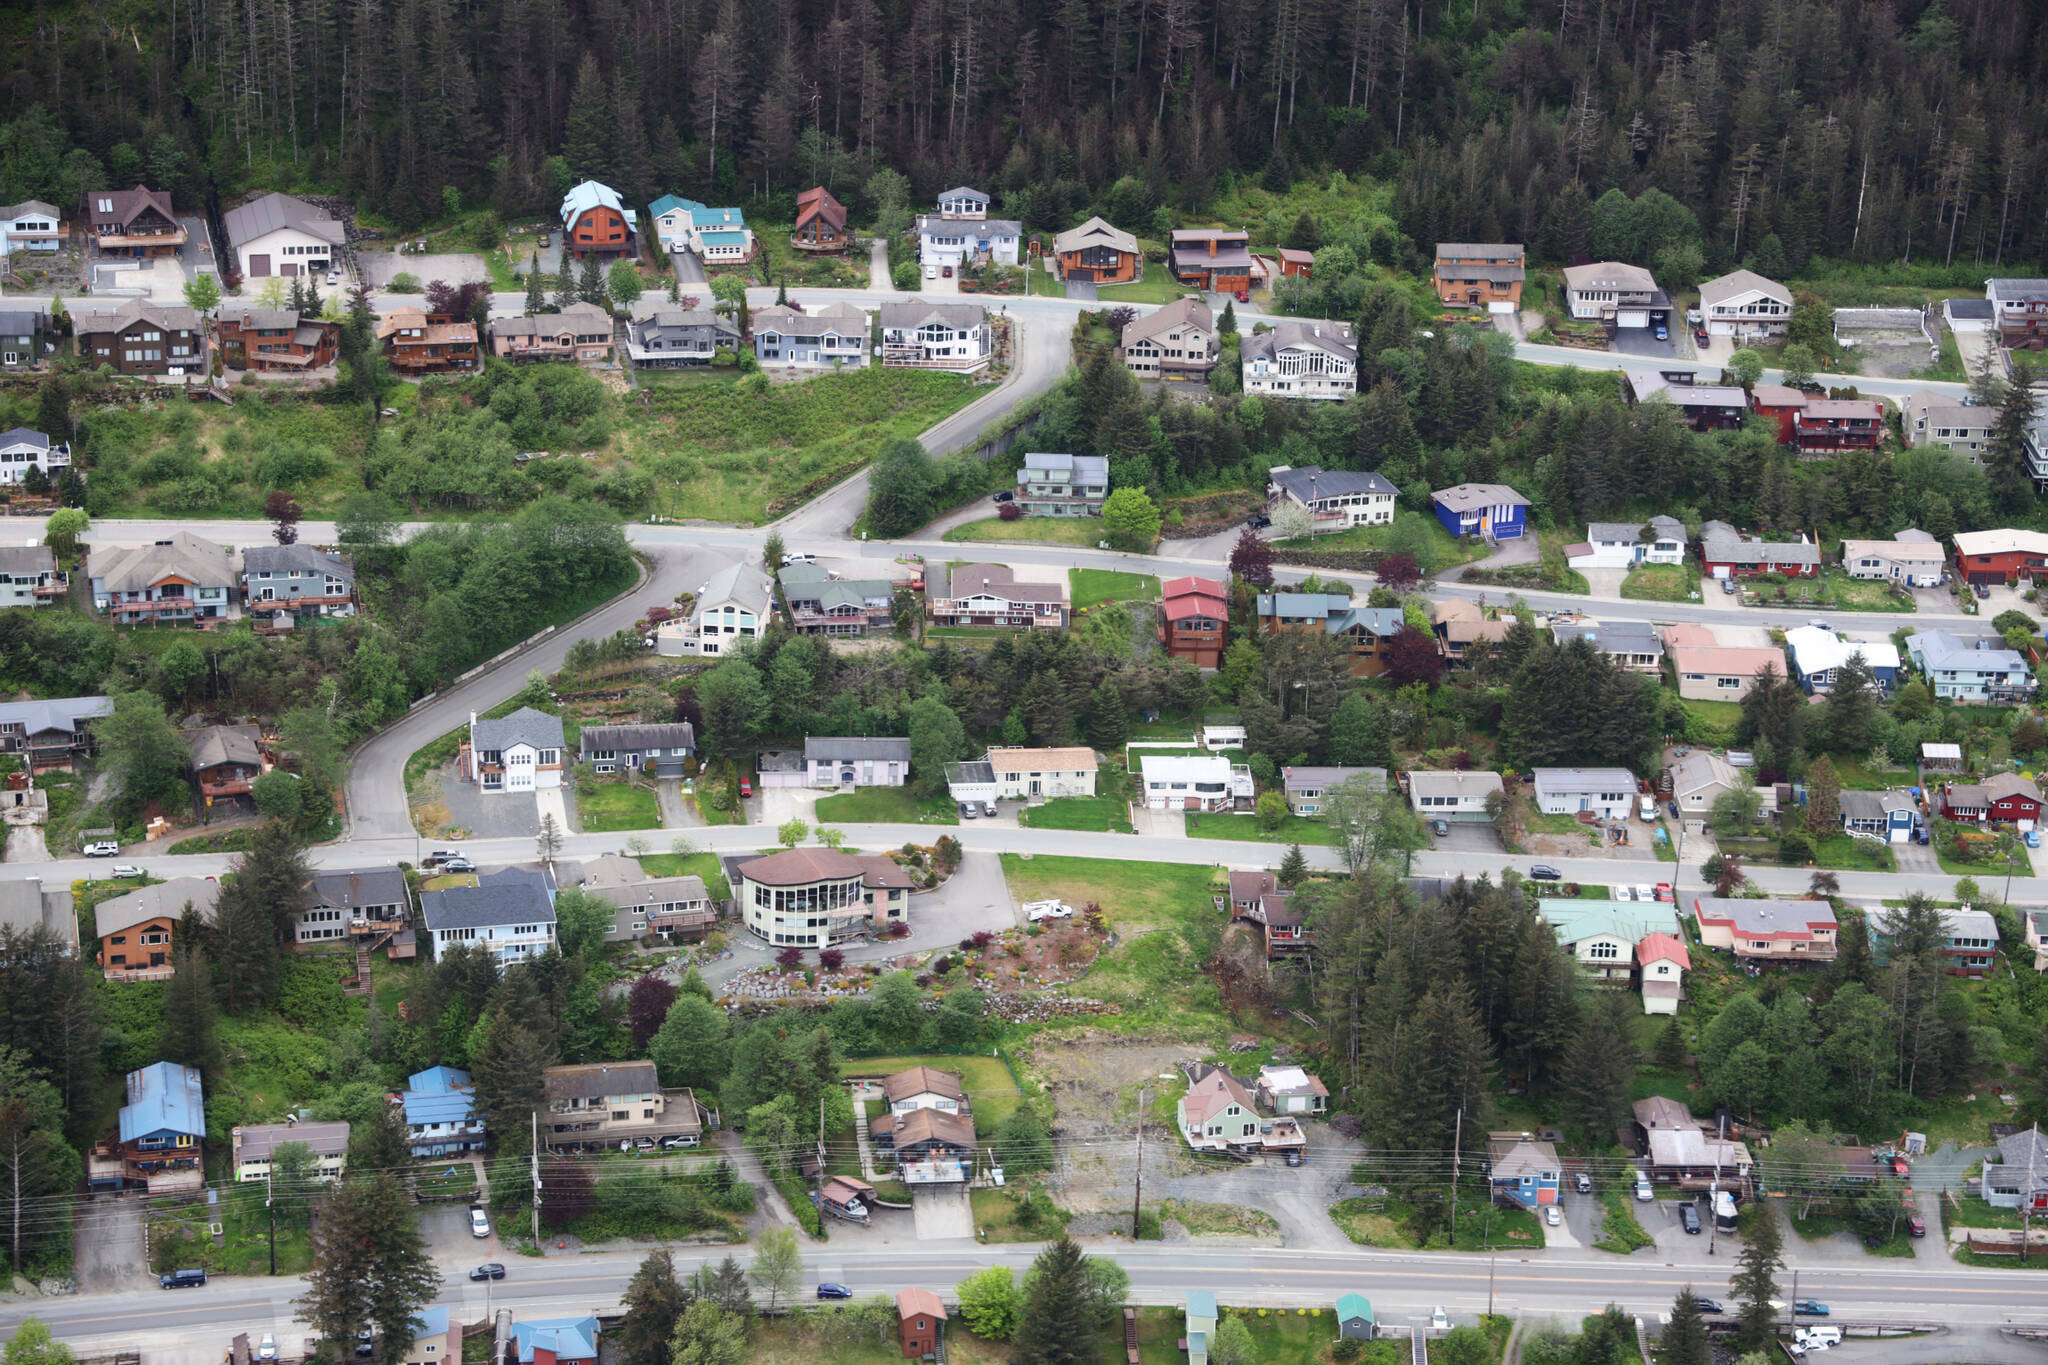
[1029,1031,1202,1213]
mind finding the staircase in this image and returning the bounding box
[344,931,392,996]
[1411,1326,1427,1365]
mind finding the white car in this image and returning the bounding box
[111,864,147,879]
[1613,885,1634,902]
[781,553,818,567]
[1635,1178,1654,1202]
[1635,884,1656,903]
[1024,899,1074,923]
[81,841,118,857]
[469,1206,492,1238]
[1429,1307,1449,1331]
[1545,1205,1561,1227]
[257,1336,277,1363]
[924,264,937,280]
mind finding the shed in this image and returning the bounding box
[1335,1293,1374,1340]
[897,1287,945,1359]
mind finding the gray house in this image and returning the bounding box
[0,311,53,370]
[1983,1127,2048,1210]
[757,737,911,789]
[1281,765,1386,817]
[625,309,741,367]
[566,854,716,941]
[1014,453,1109,517]
[749,302,870,369]
[240,545,354,620]
[578,722,696,777]
[780,564,897,636]
[0,544,61,609]
[294,866,409,944]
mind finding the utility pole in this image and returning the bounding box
[1449,1107,1463,1242]
[530,1111,541,1247]
[266,1166,276,1276]
[1131,1087,1147,1238]
[2025,1122,2038,1264]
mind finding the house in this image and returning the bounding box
[625,309,740,366]
[1561,261,1665,329]
[1697,269,1793,340]
[1225,869,1278,920]
[897,1288,945,1359]
[1783,628,1901,694]
[791,187,851,252]
[735,847,911,947]
[224,192,342,279]
[1699,523,1821,580]
[1637,932,1690,1015]
[944,747,1098,804]
[1431,483,1529,540]
[85,186,185,257]
[926,562,1067,630]
[294,866,409,945]
[1267,465,1397,530]
[648,195,700,253]
[655,563,773,656]
[578,723,694,778]
[1551,619,1663,673]
[1749,384,1810,444]
[1692,896,1838,961]
[1939,782,1991,822]
[1953,529,2048,585]
[241,544,354,625]
[232,1120,349,1183]
[1335,1294,1375,1342]
[0,544,62,610]
[1487,1132,1561,1208]
[0,878,76,954]
[568,854,713,941]
[1184,1292,1219,1365]
[879,301,991,372]
[1907,629,2038,702]
[1532,768,1639,820]
[914,214,1023,269]
[510,1317,600,1365]
[96,877,219,981]
[0,309,55,369]
[184,724,263,811]
[1177,1066,1266,1153]
[404,1307,460,1365]
[1254,1065,1328,1115]
[215,309,341,373]
[1281,766,1386,818]
[1666,748,1739,830]
[1670,644,1787,702]
[1870,906,1998,978]
[1433,243,1525,310]
[935,186,989,219]
[419,868,557,963]
[1138,754,1254,812]
[402,1066,483,1156]
[460,707,564,794]
[1981,1128,2048,1209]
[91,532,237,627]
[1407,770,1504,822]
[94,1062,204,1193]
[779,563,898,636]
[754,737,911,789]
[686,205,754,264]
[1794,398,1887,454]
[1158,575,1228,667]
[1536,899,1669,988]
[1241,320,1357,400]
[1014,452,1109,517]
[750,302,870,370]
[1623,370,1748,431]
[559,181,636,259]
[1947,297,1996,333]
[890,1108,976,1183]
[1841,536,1946,587]
[1939,773,2043,825]
[1902,391,1993,459]
[0,695,111,765]
[1634,1097,1751,1186]
[375,307,479,375]
[1053,217,1140,284]
[489,302,614,364]
[1254,888,1309,957]
[72,299,207,376]
[1566,516,1686,571]
[882,1066,967,1118]
[1988,278,2048,349]
[541,1060,698,1152]
[1168,229,1254,295]
[1433,599,1511,666]
[0,201,62,254]
[1121,296,1217,380]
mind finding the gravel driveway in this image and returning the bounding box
[73,1197,147,1289]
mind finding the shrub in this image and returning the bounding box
[819,948,845,970]
[998,501,1023,521]
[389,272,422,293]
[775,946,802,969]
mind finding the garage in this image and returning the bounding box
[1616,308,1649,329]
[248,253,270,276]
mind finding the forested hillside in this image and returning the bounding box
[1,0,2042,273]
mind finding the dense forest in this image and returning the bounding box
[1,0,2043,273]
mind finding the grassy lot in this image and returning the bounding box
[1787,1205,1917,1256]
[1185,812,1341,847]
[970,1184,1070,1242]
[167,828,257,854]
[749,1317,1015,1365]
[636,852,732,901]
[1157,1198,1280,1238]
[1917,326,1967,381]
[1592,1185,1654,1253]
[1093,273,1189,304]
[1000,854,1220,934]
[945,516,1109,547]
[1622,563,1701,601]
[1329,1194,1544,1252]
[575,777,661,833]
[1753,570,1916,613]
[1271,509,1486,572]
[1833,755,1917,790]
[1937,844,2033,878]
[1019,796,1134,833]
[812,787,960,825]
[844,1053,1024,1127]
[1070,568,1159,610]
[412,1164,481,1201]
[754,224,871,288]
[1680,697,1745,730]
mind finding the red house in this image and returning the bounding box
[559,181,636,260]
[1939,782,1992,822]
[1980,773,2043,825]
[1749,384,1808,444]
[1158,575,1228,667]
[1952,529,2048,585]
[1792,399,1886,454]
[897,1288,945,1359]
[1276,247,1314,278]
[1700,523,1821,579]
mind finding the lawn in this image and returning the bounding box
[167,828,257,854]
[412,1164,481,1201]
[945,516,1109,547]
[970,1184,1070,1242]
[1019,796,1134,833]
[636,852,733,901]
[1000,854,1222,934]
[753,223,871,289]
[1833,755,1917,790]
[1751,570,1916,613]
[1622,563,1701,602]
[1185,812,1340,847]
[1092,272,1189,304]
[1937,843,2033,878]
[1329,1193,1544,1252]
[1786,1205,1917,1256]
[1718,834,1895,872]
[1270,509,1487,573]
[812,786,959,825]
[1680,697,1745,730]
[1157,1198,1280,1238]
[748,1317,1015,1365]
[843,1054,1024,1127]
[1070,568,1159,611]
[575,778,661,833]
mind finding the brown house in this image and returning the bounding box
[1053,217,1140,284]
[897,1289,945,1359]
[490,302,613,363]
[793,186,851,252]
[184,724,264,811]
[1432,244,1526,310]
[925,563,1068,630]
[1158,575,1228,667]
[73,300,207,376]
[377,307,479,374]
[96,877,220,981]
[1169,229,1255,295]
[216,309,340,372]
[85,186,186,257]
[561,180,636,259]
[1277,247,1314,278]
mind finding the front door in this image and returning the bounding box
[282,262,298,277]
[1030,780,1041,796]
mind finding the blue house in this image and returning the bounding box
[1336,1293,1375,1341]
[510,1317,600,1365]
[1432,483,1529,540]
[1183,1291,1217,1365]
[96,1061,205,1193]
[1906,629,2039,703]
[1784,627,1901,694]
[403,1066,484,1157]
[1486,1132,1561,1208]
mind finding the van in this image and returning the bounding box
[1638,794,1656,820]
[160,1267,207,1289]
[1797,1328,1842,1349]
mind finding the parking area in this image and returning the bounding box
[421,759,548,840]
[754,784,822,829]
[73,1196,146,1290]
[1613,326,1679,358]
[909,1186,975,1240]
[1429,821,1503,854]
[420,1199,497,1258]
[363,249,489,288]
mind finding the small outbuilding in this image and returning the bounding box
[897,1287,945,1358]
[1336,1293,1375,1340]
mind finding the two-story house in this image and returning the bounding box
[224,192,342,279]
[1281,765,1386,818]
[944,747,1099,805]
[881,1065,967,1117]
[890,1108,977,1184]
[460,707,565,794]
[750,302,870,370]
[1176,1066,1304,1156]
[1121,296,1216,380]
[756,737,911,789]
[578,722,695,779]
[1793,399,1886,454]
[1433,599,1512,667]
[655,201,751,264]
[1700,523,1820,579]
[648,195,701,254]
[1158,575,1228,667]
[1623,371,1748,431]
[1532,767,1639,820]
[1053,217,1140,284]
[97,877,220,981]
[85,186,185,258]
[1168,229,1254,295]
[1407,769,1504,822]
[0,695,111,765]
[73,299,207,376]
[1953,528,2048,586]
[1907,629,2038,702]
[565,854,714,941]
[1692,896,1838,962]
[1255,592,1408,677]
[1267,465,1396,530]
[1839,534,1945,587]
[1839,789,1921,845]
[735,847,911,948]
[1871,906,2000,978]
[0,544,63,610]
[1566,516,1686,572]
[1241,320,1356,400]
[184,724,263,812]
[1014,452,1109,517]
[90,532,236,625]
[419,868,557,962]
[1637,932,1690,1015]
[1431,482,1529,540]
[1138,754,1253,813]
[879,301,991,372]
[0,201,63,254]
[93,1062,204,1193]
[1487,1133,1561,1208]
[0,427,70,488]
[1749,384,1811,444]
[1432,243,1525,311]
[560,180,637,259]
[510,1318,600,1365]
[1698,269,1792,339]
[216,308,341,373]
[0,309,55,370]
[625,308,740,367]
[241,544,354,625]
[406,1307,461,1365]
[293,865,409,944]
[489,302,614,364]
[1988,278,2048,349]
[779,563,898,637]
[376,307,479,374]
[656,563,772,656]
[1561,261,1664,330]
[916,188,1020,268]
[541,1060,700,1152]
[1902,391,1993,460]
[232,1120,350,1184]
[791,186,851,252]
[402,1066,483,1157]
[1783,627,1900,694]
[926,563,1068,630]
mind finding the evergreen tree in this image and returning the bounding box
[469,988,558,1162]
[297,1174,439,1365]
[1328,692,1390,766]
[158,942,219,1075]
[1285,209,1321,251]
[553,268,577,314]
[522,252,545,316]
[1732,1200,1785,1350]
[1217,299,1237,336]
[687,1255,752,1315]
[1821,653,1878,753]
[618,1250,691,1365]
[1085,680,1128,748]
[560,54,612,182]
[577,252,608,306]
[1012,1236,1091,1365]
[1804,755,1843,836]
[1986,378,2040,512]
[213,885,281,1015]
[347,1100,411,1174]
[1277,843,1310,887]
[1557,989,1635,1137]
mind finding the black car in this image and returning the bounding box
[1693,1298,1725,1315]
[992,490,1015,503]
[1529,865,1563,881]
[1247,513,1271,529]
[1679,1202,1701,1234]
[1429,818,1449,836]
[469,1263,506,1281]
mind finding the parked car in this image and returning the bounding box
[1908,1215,1926,1237]
[1545,1205,1562,1227]
[438,857,477,874]
[355,1330,375,1359]
[1667,800,1680,818]
[1025,900,1074,922]
[2029,829,2041,849]
[257,1335,278,1362]
[781,553,818,566]
[992,490,1015,503]
[1635,884,1656,903]
[816,1283,854,1300]
[1694,328,1710,346]
[82,841,119,857]
[111,864,146,879]
[958,801,979,819]
[924,265,937,280]
[1235,289,1251,304]
[469,1205,492,1238]
[982,800,998,817]
[1654,324,1670,341]
[326,269,340,287]
[1655,883,1675,901]
[738,777,753,798]
[1529,865,1562,881]
[942,265,954,278]
[1976,583,1991,599]
[424,849,463,866]
[1429,1308,1449,1331]
[1793,1300,1829,1317]
[1285,1149,1303,1167]
[1429,819,1449,836]
[1721,577,1737,594]
[160,1268,207,1289]
[1634,1178,1654,1202]
[1679,1202,1700,1234]
[1614,885,1634,902]
[659,1134,696,1149]
[469,1263,507,1281]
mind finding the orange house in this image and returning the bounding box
[1433,243,1526,310]
[96,877,220,981]
[560,180,637,259]
[1053,217,1140,284]
[1277,248,1314,278]
[1158,575,1228,667]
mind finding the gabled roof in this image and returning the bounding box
[473,706,564,755]
[1562,261,1657,293]
[73,298,204,336]
[1160,575,1225,602]
[634,308,739,340]
[1269,464,1395,503]
[1667,748,1738,799]
[96,876,220,938]
[93,532,235,594]
[1407,770,1504,799]
[1181,1065,1257,1126]
[121,1061,205,1141]
[749,302,869,335]
[1435,243,1525,261]
[685,204,746,230]
[986,746,1096,775]
[1698,269,1792,309]
[1282,765,1386,795]
[943,562,1065,604]
[579,722,696,754]
[491,301,613,338]
[882,1065,965,1103]
[1638,932,1691,969]
[1983,772,2042,802]
[1587,516,1684,543]
[222,307,299,332]
[794,187,847,230]
[236,1119,350,1161]
[1335,1293,1373,1323]
[1701,526,1820,567]
[0,694,110,738]
[1122,295,1214,346]
[1018,451,1109,484]
[419,868,555,933]
[1908,628,2028,675]
[1053,216,1138,256]
[1487,1134,1559,1181]
[88,186,177,229]
[898,1287,947,1321]
[892,1106,976,1149]
[242,544,353,579]
[695,562,773,615]
[1840,537,1945,565]
[937,186,990,204]
[803,736,911,763]
[224,192,344,247]
[510,1317,600,1365]
[647,195,705,220]
[184,724,261,772]
[1532,766,1638,795]
[559,180,633,229]
[304,866,408,912]
[880,299,987,330]
[1243,319,1357,364]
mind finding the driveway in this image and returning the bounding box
[421,1200,495,1258]
[1441,533,1538,582]
[757,785,821,830]
[1065,278,1098,301]
[177,215,218,281]
[1893,835,1941,876]
[1579,567,1628,600]
[910,1186,975,1240]
[673,249,707,288]
[1824,1328,2048,1365]
[1151,1120,1366,1250]
[1613,327,1678,358]
[73,1196,146,1290]
[868,239,890,292]
[1431,822,1503,854]
[425,763,548,840]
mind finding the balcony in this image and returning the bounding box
[103,964,174,982]
[198,772,255,798]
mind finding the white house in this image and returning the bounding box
[945,747,1098,804]
[0,201,62,254]
[1637,933,1690,1015]
[1532,767,1638,820]
[749,302,870,369]
[1902,391,1994,460]
[880,1066,965,1115]
[232,1120,350,1184]
[879,300,991,371]
[1697,269,1793,340]
[419,869,557,963]
[1266,465,1396,529]
[1840,536,1946,587]
[0,427,71,486]
[463,707,565,794]
[1561,261,1660,326]
[934,187,989,219]
[1138,754,1254,812]
[223,192,344,279]
[656,563,772,657]
[650,195,751,260]
[1566,516,1685,571]
[1406,770,1504,821]
[916,192,1022,268]
[1241,320,1357,400]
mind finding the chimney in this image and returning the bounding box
[1208,236,1216,259]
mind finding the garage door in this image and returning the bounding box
[1616,308,1648,328]
[282,262,298,277]
[248,254,270,276]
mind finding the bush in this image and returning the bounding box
[1778,831,1815,864]
[998,501,1023,521]
[389,272,422,293]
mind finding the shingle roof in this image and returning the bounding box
[880,300,987,330]
[1181,1066,1258,1127]
[882,1066,965,1103]
[224,192,345,248]
[0,695,110,739]
[1587,516,1684,543]
[803,736,911,763]
[1407,770,1504,799]
[579,722,695,755]
[1122,295,1214,346]
[88,186,177,230]
[944,563,1066,604]
[1532,767,1639,796]
[1667,749,1738,800]
[0,544,54,577]
[96,877,220,939]
[1698,269,1792,309]
[419,869,555,933]
[240,543,353,580]
[1243,319,1357,365]
[937,186,989,203]
[1563,261,1657,293]
[1270,465,1396,502]
[748,302,869,335]
[986,747,1095,774]
[1053,216,1138,256]
[235,1119,350,1162]
[544,1061,658,1102]
[738,848,871,886]
[120,1061,205,1141]
[1908,628,2030,675]
[695,562,773,615]
[73,298,205,336]
[892,1107,976,1149]
[92,532,235,594]
[1436,242,1525,261]
[1433,482,1531,513]
[184,724,260,772]
[898,1287,947,1322]
[304,866,408,912]
[473,706,564,755]
[1701,527,1821,568]
[1282,765,1386,794]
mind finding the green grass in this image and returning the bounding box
[635,853,733,902]
[1156,1198,1281,1238]
[412,1164,481,1201]
[575,778,661,833]
[1593,1185,1654,1253]
[1832,755,1917,790]
[970,1184,1070,1242]
[1069,568,1159,611]
[1000,854,1221,934]
[1916,326,1967,381]
[1621,563,1702,601]
[1185,812,1341,847]
[1270,509,1487,571]
[1749,570,1917,613]
[844,1053,1023,1127]
[1091,273,1189,304]
[1937,844,2033,877]
[753,223,871,289]
[811,786,960,825]
[1019,797,1134,833]
[1329,1194,1545,1252]
[945,516,1109,547]
[167,829,257,855]
[1680,697,1746,729]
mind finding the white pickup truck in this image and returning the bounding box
[1023,899,1075,923]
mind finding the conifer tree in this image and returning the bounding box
[298,1174,439,1365]
[577,252,607,306]
[1277,843,1309,887]
[618,1250,691,1365]
[561,54,612,182]
[158,942,220,1075]
[1986,378,2039,512]
[1013,1236,1090,1365]
[1664,1289,1710,1365]
[523,252,545,316]
[1733,1200,1785,1350]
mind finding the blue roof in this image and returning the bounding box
[698,230,749,246]
[1336,1293,1373,1322]
[686,205,746,231]
[410,1066,471,1094]
[119,1062,204,1142]
[1186,1291,1217,1320]
[511,1318,599,1364]
[648,195,705,220]
[411,1307,450,1343]
[404,1067,476,1127]
[559,180,636,230]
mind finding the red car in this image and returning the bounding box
[1908,1215,1926,1237]
[738,778,753,799]
[1892,1157,1910,1178]
[1655,883,1674,902]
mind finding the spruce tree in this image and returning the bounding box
[553,268,577,314]
[469,992,557,1162]
[213,883,281,1015]
[560,54,612,183]
[298,1173,440,1365]
[1012,1236,1090,1365]
[618,1250,692,1365]
[1732,1201,1785,1350]
[1664,1289,1710,1365]
[1285,209,1321,252]
[1085,680,1128,748]
[1557,990,1635,1137]
[577,252,607,306]
[1217,298,1237,336]
[1987,378,2041,513]
[1277,843,1310,887]
[347,1100,411,1174]
[158,942,220,1075]
[523,253,545,316]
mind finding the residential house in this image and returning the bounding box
[1433,599,1511,666]
[224,192,341,279]
[90,532,236,625]
[0,543,62,609]
[1871,906,1999,978]
[1168,229,1255,295]
[750,302,870,370]
[0,695,111,765]
[882,1066,967,1120]
[402,1066,484,1156]
[96,877,219,981]
[791,187,851,252]
[93,1062,204,1193]
[1014,452,1109,516]
[1953,529,2048,585]
[1254,1066,1329,1115]
[489,303,613,364]
[1841,536,1946,587]
[84,186,184,257]
[1336,1295,1375,1343]
[890,1108,976,1184]
[1907,629,2038,702]
[1535,899,1669,988]
[510,1318,600,1365]
[1948,297,1996,333]
[1981,1127,2048,1209]
[375,307,478,375]
[1532,767,1639,820]
[559,181,636,259]
[736,847,911,948]
[935,186,990,219]
[1267,464,1397,530]
[420,868,556,963]
[1937,782,1991,823]
[1275,247,1314,277]
[1634,1097,1752,1187]
[1225,869,1277,919]
[1670,644,1786,701]
[687,204,754,264]
[73,299,206,376]
[1749,384,1810,444]
[460,707,564,794]
[1121,296,1217,380]
[0,309,54,369]
[1637,932,1690,1016]
[1784,628,1901,694]
[1281,766,1385,818]
[656,563,773,656]
[184,724,263,812]
[1431,483,1529,540]
[216,308,340,373]
[1241,319,1357,400]
[897,1289,945,1359]
[1988,278,2048,349]
[232,1120,349,1183]
[0,878,76,954]
[0,201,62,253]
[879,300,991,372]
[1692,896,1839,961]
[1487,1132,1562,1208]
[1432,243,1525,310]
[1565,516,1686,571]
[294,866,408,945]
[625,309,740,367]
[779,563,898,637]
[1939,773,2043,826]
[541,1060,699,1152]
[241,544,354,626]
[926,562,1068,630]
[1157,575,1228,667]
[1551,619,1663,673]
[1184,1292,1219,1365]
[1902,391,1993,460]
[1623,370,1749,431]
[405,1307,460,1365]
[753,737,911,789]
[1795,399,1886,454]
[1176,1066,1303,1155]
[1137,754,1254,813]
[1666,748,1739,831]
[578,722,694,778]
[568,854,714,941]
[1697,269,1792,339]
[914,214,1023,269]
[1561,261,1665,329]
[944,747,1098,804]
[648,195,699,253]
[1700,523,1821,579]
[1254,887,1309,957]
[1406,770,1504,822]
[1053,217,1140,284]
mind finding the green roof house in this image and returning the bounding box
[1184,1291,1217,1365]
[1336,1293,1374,1341]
